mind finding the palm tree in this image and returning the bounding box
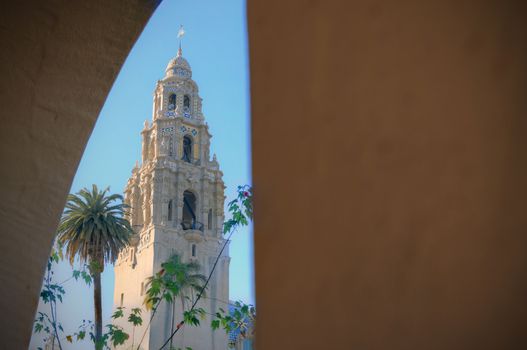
[56,185,133,350]
[165,255,206,349]
[142,254,206,350]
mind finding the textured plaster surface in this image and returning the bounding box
[248,0,527,349]
[0,1,158,347]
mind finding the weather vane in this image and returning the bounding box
[177,25,185,53]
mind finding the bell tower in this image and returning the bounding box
[113,44,229,350]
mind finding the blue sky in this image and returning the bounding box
[31,0,252,348]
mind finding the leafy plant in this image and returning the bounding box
[183,307,206,327]
[34,241,103,349]
[223,185,253,234]
[64,307,141,350]
[128,307,143,349]
[34,244,138,350]
[34,247,66,350]
[72,266,93,285]
[138,255,206,349]
[36,185,255,350]
[69,319,89,343]
[158,185,253,349]
[211,301,256,348]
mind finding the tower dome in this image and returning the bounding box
[165,47,192,79]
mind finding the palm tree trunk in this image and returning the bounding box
[169,295,186,349]
[131,325,135,350]
[180,295,186,347]
[169,300,176,350]
[93,269,103,350]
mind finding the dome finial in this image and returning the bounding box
[177,25,185,57]
[164,26,191,78]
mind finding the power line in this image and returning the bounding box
[158,229,235,349]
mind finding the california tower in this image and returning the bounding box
[113,44,229,350]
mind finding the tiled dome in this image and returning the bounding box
[165,47,192,78]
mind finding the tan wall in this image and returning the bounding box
[0,1,157,348]
[2,0,527,349]
[248,0,527,349]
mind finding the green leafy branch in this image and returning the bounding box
[66,319,90,344]
[68,307,142,349]
[137,256,206,350]
[128,307,142,349]
[34,245,66,350]
[223,185,253,234]
[34,242,100,350]
[101,306,143,349]
[183,307,206,327]
[35,243,142,350]
[72,266,93,286]
[211,301,256,348]
[158,185,253,350]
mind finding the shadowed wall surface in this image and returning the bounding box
[248,0,527,349]
[1,0,527,349]
[0,1,158,347]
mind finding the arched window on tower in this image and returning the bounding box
[182,135,192,163]
[183,95,191,118]
[167,199,173,221]
[182,190,201,230]
[168,94,176,111]
[192,244,196,257]
[208,208,213,230]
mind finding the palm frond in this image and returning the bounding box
[56,185,134,268]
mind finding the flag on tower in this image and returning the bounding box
[177,25,185,55]
[177,25,185,39]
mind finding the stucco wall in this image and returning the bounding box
[248,0,527,349]
[0,1,158,347]
[2,0,527,349]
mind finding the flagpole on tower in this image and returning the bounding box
[177,25,185,56]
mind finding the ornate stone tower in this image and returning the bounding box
[113,46,229,350]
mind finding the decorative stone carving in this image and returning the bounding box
[160,126,175,135]
[113,46,228,350]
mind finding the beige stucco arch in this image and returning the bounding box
[0,1,159,347]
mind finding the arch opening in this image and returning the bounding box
[168,94,176,111]
[182,190,202,231]
[182,135,193,163]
